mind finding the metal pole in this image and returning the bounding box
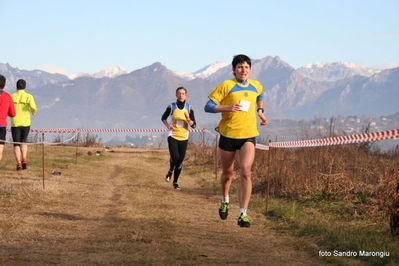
[266,139,272,211]
[75,133,79,165]
[215,135,218,180]
[42,133,45,190]
[202,129,205,156]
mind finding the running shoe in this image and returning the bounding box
[173,183,180,190]
[165,171,172,182]
[16,163,22,171]
[22,159,27,170]
[219,203,229,220]
[237,213,251,227]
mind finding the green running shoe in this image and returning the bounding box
[219,203,229,220]
[237,213,251,227]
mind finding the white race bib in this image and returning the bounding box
[239,99,250,112]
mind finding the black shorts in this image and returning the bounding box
[0,127,6,145]
[218,135,256,152]
[11,126,31,146]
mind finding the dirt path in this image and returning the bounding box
[0,148,322,265]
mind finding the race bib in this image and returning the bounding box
[239,99,250,112]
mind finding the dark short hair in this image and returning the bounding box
[16,79,26,90]
[0,75,5,89]
[176,86,187,94]
[232,54,252,68]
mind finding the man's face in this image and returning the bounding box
[233,62,251,81]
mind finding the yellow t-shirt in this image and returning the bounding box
[208,78,263,139]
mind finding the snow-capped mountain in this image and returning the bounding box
[66,61,382,83]
[68,62,229,81]
[69,66,129,80]
[1,57,398,139]
[296,61,381,82]
[174,61,228,80]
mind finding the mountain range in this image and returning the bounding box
[0,56,398,144]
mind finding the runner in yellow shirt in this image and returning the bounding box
[204,54,267,227]
[162,87,197,190]
[11,79,37,170]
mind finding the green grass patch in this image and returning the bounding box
[254,197,399,265]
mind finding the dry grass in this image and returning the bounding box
[0,145,322,266]
[189,141,399,265]
[260,145,399,228]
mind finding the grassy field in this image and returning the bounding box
[0,142,398,265]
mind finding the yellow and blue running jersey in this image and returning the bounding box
[208,78,263,139]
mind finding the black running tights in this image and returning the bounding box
[167,136,188,182]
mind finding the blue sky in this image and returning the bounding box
[1,0,398,76]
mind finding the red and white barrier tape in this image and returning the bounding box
[269,128,399,148]
[6,128,206,133]
[255,143,270,150]
[5,128,398,149]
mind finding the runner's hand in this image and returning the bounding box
[259,113,267,126]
